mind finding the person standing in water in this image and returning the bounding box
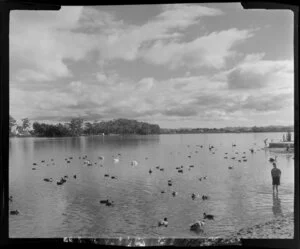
[271,162,281,193]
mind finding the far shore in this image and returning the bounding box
[9,130,295,139]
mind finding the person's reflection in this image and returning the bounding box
[272,192,283,217]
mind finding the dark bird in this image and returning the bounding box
[202,195,209,200]
[149,169,152,174]
[158,218,168,227]
[203,213,214,220]
[224,157,228,159]
[9,196,13,202]
[191,193,197,200]
[33,163,37,165]
[104,174,109,177]
[269,156,277,163]
[161,190,165,194]
[172,191,177,196]
[188,156,191,158]
[10,210,19,215]
[100,199,109,204]
[43,178,53,182]
[168,182,172,186]
[105,200,114,207]
[111,176,117,179]
[32,168,36,170]
[41,160,45,163]
[178,169,183,173]
[228,166,233,169]
[73,175,77,179]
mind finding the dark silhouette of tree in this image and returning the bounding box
[9,115,16,136]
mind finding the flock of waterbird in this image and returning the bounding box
[9,141,281,234]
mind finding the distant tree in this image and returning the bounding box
[21,118,30,132]
[9,115,17,135]
[84,122,93,135]
[68,118,84,136]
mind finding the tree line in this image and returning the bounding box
[9,116,161,137]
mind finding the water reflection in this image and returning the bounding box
[272,192,283,217]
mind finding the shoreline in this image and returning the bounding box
[206,212,294,246]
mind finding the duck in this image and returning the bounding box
[100,199,109,204]
[202,195,209,200]
[131,160,138,166]
[228,166,233,169]
[243,159,247,162]
[172,191,177,197]
[188,155,191,158]
[203,176,207,180]
[191,193,197,200]
[160,168,164,171]
[32,168,36,170]
[43,178,53,182]
[189,165,194,168]
[113,158,120,163]
[33,163,37,165]
[111,176,117,179]
[158,218,168,227]
[41,160,45,163]
[250,149,254,153]
[198,177,202,181]
[149,169,152,174]
[99,156,104,160]
[190,220,205,232]
[269,156,277,163]
[10,210,19,215]
[104,174,110,177]
[168,182,172,186]
[156,166,160,169]
[178,169,183,173]
[73,175,77,179]
[203,213,214,220]
[161,190,165,194]
[9,196,13,202]
[105,200,114,207]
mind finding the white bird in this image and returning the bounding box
[190,220,205,231]
[113,158,120,163]
[131,160,138,166]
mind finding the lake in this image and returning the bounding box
[9,132,294,238]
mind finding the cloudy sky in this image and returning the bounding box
[10,3,294,128]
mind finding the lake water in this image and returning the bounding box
[9,133,294,238]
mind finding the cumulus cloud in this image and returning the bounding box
[226,53,293,90]
[141,28,253,70]
[10,7,97,82]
